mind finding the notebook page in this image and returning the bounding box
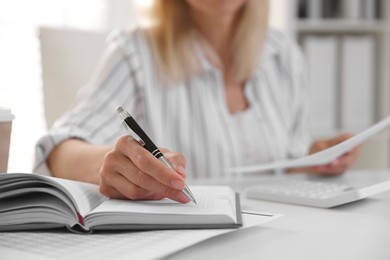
[87,186,236,222]
[48,177,107,217]
[0,174,107,218]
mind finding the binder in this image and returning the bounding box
[308,0,322,19]
[303,35,338,136]
[343,0,362,20]
[361,0,378,20]
[340,35,375,131]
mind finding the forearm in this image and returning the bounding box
[47,139,111,184]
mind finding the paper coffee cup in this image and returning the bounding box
[0,107,14,173]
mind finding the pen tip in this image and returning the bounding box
[116,106,124,113]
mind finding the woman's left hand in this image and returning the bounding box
[308,133,361,176]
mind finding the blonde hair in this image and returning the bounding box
[142,0,269,84]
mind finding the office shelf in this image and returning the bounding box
[296,20,387,33]
[288,0,390,168]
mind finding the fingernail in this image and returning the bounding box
[178,192,190,203]
[171,179,185,190]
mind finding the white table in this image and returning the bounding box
[1,170,389,260]
[167,169,390,260]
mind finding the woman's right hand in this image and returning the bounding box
[99,135,190,203]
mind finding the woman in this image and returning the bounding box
[34,0,360,204]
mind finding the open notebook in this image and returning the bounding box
[0,173,242,233]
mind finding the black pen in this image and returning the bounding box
[116,106,197,204]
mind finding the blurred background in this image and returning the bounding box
[0,0,389,173]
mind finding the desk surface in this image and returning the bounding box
[1,170,390,260]
[168,169,390,260]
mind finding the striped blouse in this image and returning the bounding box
[34,28,311,179]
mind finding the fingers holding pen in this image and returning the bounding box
[103,135,189,203]
[119,136,186,188]
[101,168,180,202]
[161,147,187,178]
[117,160,189,203]
[100,170,153,200]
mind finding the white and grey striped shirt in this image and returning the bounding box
[34,28,311,179]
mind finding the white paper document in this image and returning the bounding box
[0,213,281,260]
[227,115,390,174]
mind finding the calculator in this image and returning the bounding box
[245,178,390,208]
